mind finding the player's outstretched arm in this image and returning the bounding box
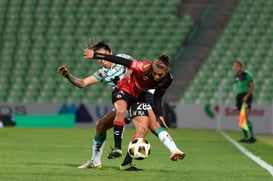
[57,66,99,88]
[84,49,133,68]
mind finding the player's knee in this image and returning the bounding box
[115,108,127,117]
[149,121,160,131]
[137,126,149,137]
[96,121,105,131]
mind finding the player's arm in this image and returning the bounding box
[153,74,173,129]
[84,49,139,69]
[153,89,169,129]
[243,73,254,102]
[84,49,151,72]
[243,81,254,102]
[57,66,99,88]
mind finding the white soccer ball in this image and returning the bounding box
[128,138,151,160]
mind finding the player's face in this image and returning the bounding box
[233,62,242,74]
[96,49,113,69]
[151,63,167,81]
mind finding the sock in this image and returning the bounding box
[91,135,106,164]
[247,120,254,138]
[242,129,248,139]
[121,152,133,166]
[156,127,179,153]
[121,136,137,166]
[113,120,125,149]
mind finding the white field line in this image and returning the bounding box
[220,131,273,177]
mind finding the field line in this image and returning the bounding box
[220,131,273,177]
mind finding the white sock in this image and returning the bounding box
[158,131,180,153]
[91,140,105,164]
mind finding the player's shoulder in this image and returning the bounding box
[158,72,173,88]
[244,70,252,76]
[244,70,253,78]
[164,72,174,82]
[167,72,174,80]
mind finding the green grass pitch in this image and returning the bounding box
[0,128,272,181]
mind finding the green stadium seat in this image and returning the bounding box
[181,0,273,103]
[0,0,193,103]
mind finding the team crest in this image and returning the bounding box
[116,94,122,99]
[116,90,125,99]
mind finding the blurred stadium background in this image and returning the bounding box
[0,0,273,131]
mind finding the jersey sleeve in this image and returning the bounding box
[153,73,173,116]
[92,69,104,82]
[116,54,133,60]
[246,73,253,82]
[94,52,133,68]
[130,60,151,72]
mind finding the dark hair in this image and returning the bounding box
[157,54,170,67]
[85,40,111,52]
[234,60,243,67]
[152,54,170,71]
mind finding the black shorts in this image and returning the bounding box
[129,102,152,119]
[112,88,137,109]
[236,92,252,110]
[112,89,152,120]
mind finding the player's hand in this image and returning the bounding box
[243,96,248,103]
[57,66,70,77]
[125,69,133,83]
[84,49,95,59]
[159,116,169,130]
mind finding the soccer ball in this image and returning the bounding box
[128,138,151,160]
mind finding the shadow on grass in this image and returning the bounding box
[22,162,81,168]
[22,162,122,170]
[22,162,173,173]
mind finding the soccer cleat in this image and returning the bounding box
[170,151,186,161]
[107,148,122,159]
[238,138,248,143]
[246,137,256,143]
[78,160,102,169]
[120,163,143,171]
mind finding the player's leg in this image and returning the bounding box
[120,116,149,171]
[78,110,115,169]
[108,89,130,159]
[113,100,127,149]
[245,95,256,143]
[148,109,185,161]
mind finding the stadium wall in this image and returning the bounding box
[174,104,273,134]
[0,103,272,134]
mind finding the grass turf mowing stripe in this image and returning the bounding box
[257,135,273,147]
[1,128,272,180]
[220,131,273,177]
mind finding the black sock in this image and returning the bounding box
[113,125,124,149]
[121,152,133,166]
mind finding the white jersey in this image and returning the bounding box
[93,54,132,89]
